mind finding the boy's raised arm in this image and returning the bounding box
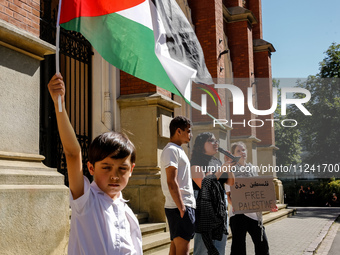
[48,73,84,199]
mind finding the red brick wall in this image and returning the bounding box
[224,19,257,137]
[188,0,228,123]
[191,84,220,122]
[156,86,172,98]
[229,78,257,137]
[0,0,40,37]
[188,0,217,78]
[223,0,243,8]
[224,21,253,78]
[223,0,275,146]
[254,51,271,78]
[248,0,263,39]
[254,50,275,145]
[120,71,171,98]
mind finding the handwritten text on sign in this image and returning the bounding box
[230,177,276,214]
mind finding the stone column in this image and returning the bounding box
[0,21,69,255]
[257,144,284,203]
[117,93,181,223]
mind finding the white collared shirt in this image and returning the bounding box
[68,176,142,255]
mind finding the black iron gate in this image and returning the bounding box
[40,0,93,185]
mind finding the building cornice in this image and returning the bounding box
[223,5,258,25]
[231,135,261,143]
[253,38,276,53]
[193,122,233,131]
[117,93,181,111]
[0,19,55,60]
[0,151,45,162]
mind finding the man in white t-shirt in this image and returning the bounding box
[161,116,196,255]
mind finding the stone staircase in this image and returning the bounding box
[262,203,296,225]
[139,204,296,254]
[136,212,171,254]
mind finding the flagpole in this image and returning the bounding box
[56,0,63,112]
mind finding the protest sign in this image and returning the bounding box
[230,176,276,214]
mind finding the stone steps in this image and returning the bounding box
[142,232,171,254]
[70,206,295,254]
[141,204,296,254]
[136,212,149,224]
[146,239,195,255]
[136,213,171,254]
[262,204,296,225]
[141,222,167,237]
[137,211,170,254]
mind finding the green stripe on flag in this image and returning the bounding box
[61,13,183,97]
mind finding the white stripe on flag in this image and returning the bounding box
[116,0,153,30]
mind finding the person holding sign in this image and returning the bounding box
[225,141,276,255]
[190,132,235,255]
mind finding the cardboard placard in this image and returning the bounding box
[230,176,276,214]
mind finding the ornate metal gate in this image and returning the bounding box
[40,0,93,185]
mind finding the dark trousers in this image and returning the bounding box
[230,214,269,255]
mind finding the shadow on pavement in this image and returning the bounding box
[287,207,340,220]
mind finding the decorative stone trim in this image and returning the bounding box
[223,6,258,25]
[231,135,261,143]
[0,151,45,162]
[117,93,181,111]
[193,122,233,132]
[0,19,55,60]
[253,38,276,53]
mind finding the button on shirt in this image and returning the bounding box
[68,177,142,255]
[108,195,134,252]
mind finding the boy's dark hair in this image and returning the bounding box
[169,116,192,137]
[88,132,136,165]
[192,132,214,155]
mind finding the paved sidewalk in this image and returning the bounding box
[226,207,340,255]
[315,215,340,255]
[328,225,340,255]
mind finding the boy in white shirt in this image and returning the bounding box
[48,73,142,255]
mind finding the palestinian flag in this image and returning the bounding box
[59,0,213,102]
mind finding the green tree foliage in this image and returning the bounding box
[320,43,340,78]
[273,79,302,166]
[290,43,340,164]
[283,179,340,206]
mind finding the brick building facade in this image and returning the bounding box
[0,0,282,253]
[0,0,40,36]
[119,0,278,166]
[119,0,283,221]
[0,0,69,254]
